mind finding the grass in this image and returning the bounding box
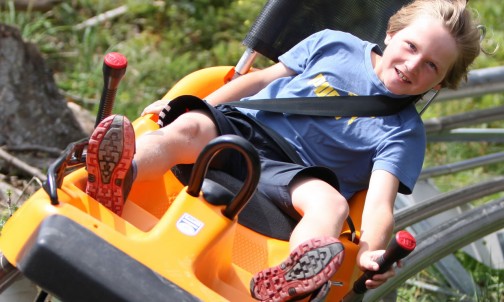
[397,251,504,302]
[0,177,43,231]
[0,0,503,300]
[0,190,15,231]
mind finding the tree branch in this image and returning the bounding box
[5,144,62,157]
[0,147,46,181]
[74,5,128,30]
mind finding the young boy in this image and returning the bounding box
[85,0,482,300]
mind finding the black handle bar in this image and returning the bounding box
[186,135,261,220]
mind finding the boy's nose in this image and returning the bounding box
[405,56,422,73]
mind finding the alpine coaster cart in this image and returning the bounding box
[0,0,421,301]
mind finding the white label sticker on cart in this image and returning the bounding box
[176,213,204,236]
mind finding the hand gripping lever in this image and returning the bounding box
[341,230,416,302]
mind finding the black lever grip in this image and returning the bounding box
[94,52,127,127]
[351,230,416,295]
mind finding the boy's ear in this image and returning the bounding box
[384,32,394,45]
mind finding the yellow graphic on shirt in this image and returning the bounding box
[308,74,359,124]
[309,74,341,97]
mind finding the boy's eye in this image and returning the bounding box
[427,61,438,71]
[407,42,417,51]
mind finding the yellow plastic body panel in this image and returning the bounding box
[163,66,236,100]
[0,66,367,301]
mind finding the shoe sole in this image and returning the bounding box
[250,237,344,302]
[86,115,135,215]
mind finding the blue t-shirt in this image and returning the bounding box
[237,29,426,200]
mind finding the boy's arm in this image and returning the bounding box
[204,62,296,106]
[357,169,400,288]
[142,62,295,116]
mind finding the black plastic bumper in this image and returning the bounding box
[17,215,201,302]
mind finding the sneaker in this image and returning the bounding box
[86,115,135,215]
[250,237,344,302]
[307,281,331,302]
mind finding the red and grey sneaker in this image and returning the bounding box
[86,114,135,215]
[250,237,344,302]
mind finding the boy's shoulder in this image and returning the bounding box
[316,29,361,40]
[314,29,370,48]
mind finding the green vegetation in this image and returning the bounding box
[0,189,14,230]
[0,0,503,300]
[1,0,269,117]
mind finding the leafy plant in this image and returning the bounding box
[0,189,15,231]
[0,177,43,231]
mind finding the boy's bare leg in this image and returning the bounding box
[134,110,219,182]
[289,177,349,251]
[250,177,348,301]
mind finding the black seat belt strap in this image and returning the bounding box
[228,95,419,117]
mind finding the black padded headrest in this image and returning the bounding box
[243,0,413,61]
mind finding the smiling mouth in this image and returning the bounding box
[396,68,411,83]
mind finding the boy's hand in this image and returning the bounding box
[357,250,401,289]
[141,100,170,116]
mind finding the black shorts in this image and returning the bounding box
[164,95,339,220]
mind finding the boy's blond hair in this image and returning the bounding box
[387,0,481,89]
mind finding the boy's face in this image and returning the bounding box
[375,16,458,95]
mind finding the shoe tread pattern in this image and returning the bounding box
[251,237,344,302]
[86,115,135,215]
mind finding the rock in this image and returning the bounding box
[0,24,87,151]
[67,102,95,136]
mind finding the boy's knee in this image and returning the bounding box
[339,198,350,217]
[170,110,218,140]
[291,177,348,216]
